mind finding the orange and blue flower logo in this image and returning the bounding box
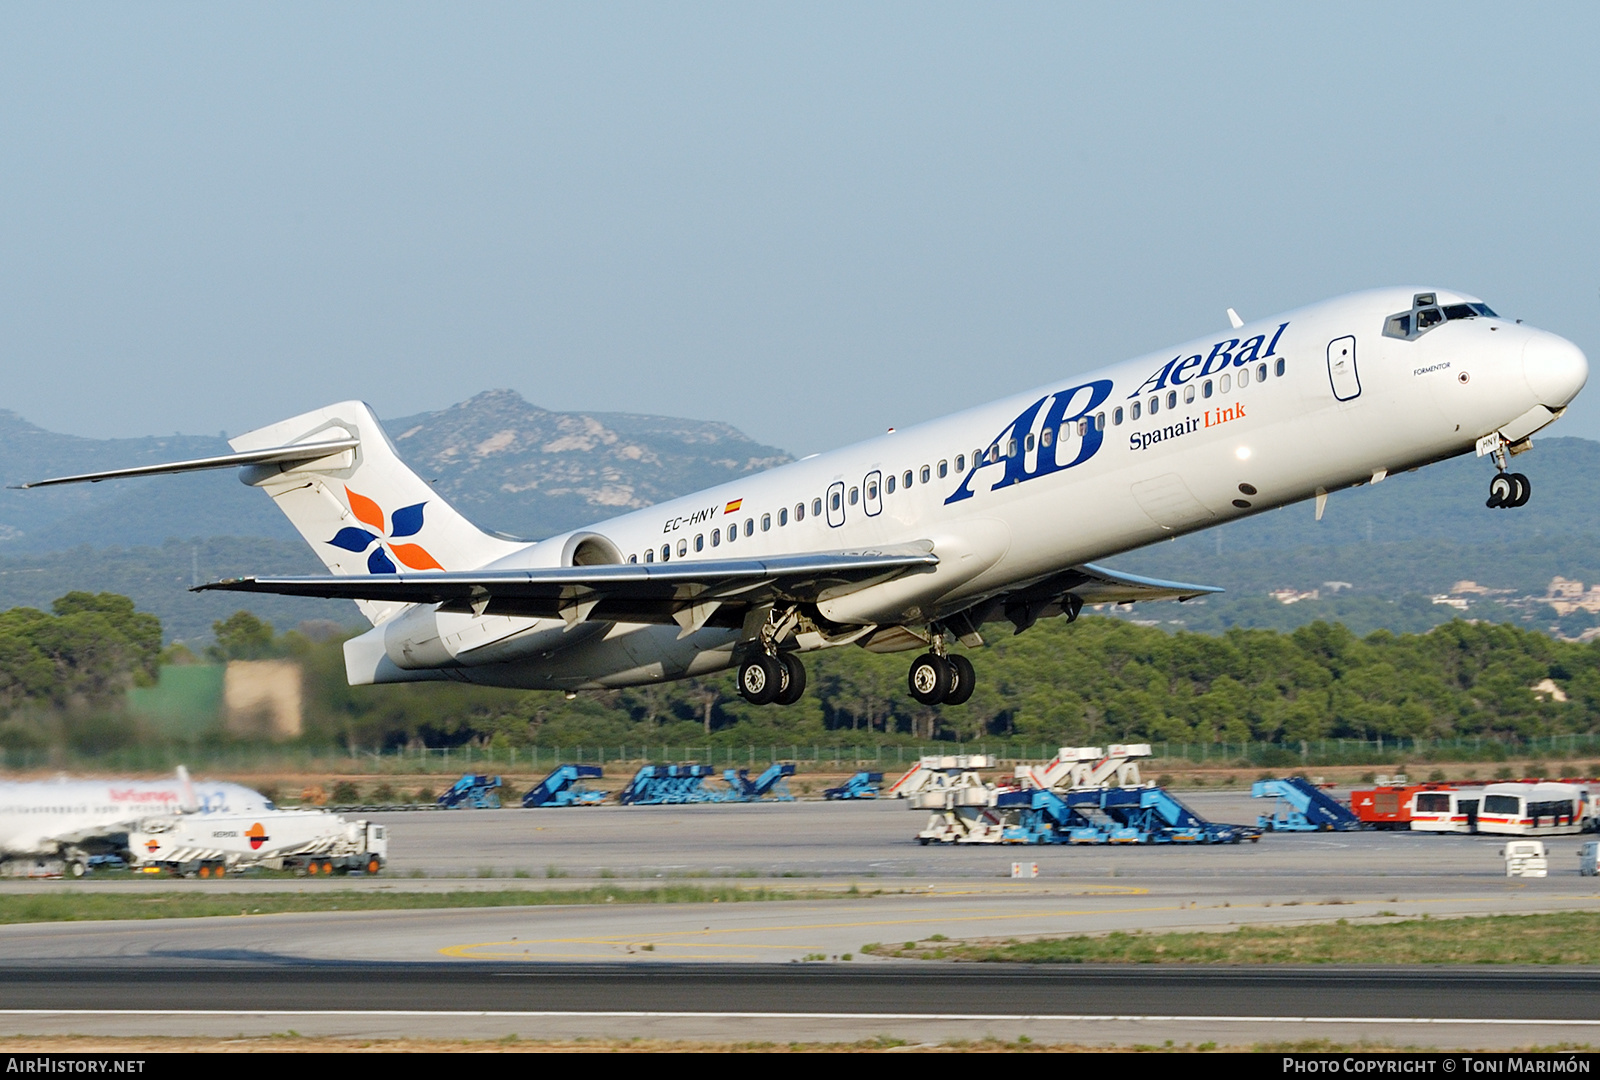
[327,487,444,574]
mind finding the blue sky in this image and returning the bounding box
[2,4,1597,455]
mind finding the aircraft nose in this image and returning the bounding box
[1523,331,1589,408]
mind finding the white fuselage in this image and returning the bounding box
[0,778,272,859]
[354,287,1588,690]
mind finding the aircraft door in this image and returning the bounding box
[863,471,882,517]
[826,481,846,527]
[1326,335,1361,401]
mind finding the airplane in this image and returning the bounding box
[0,768,274,876]
[20,287,1588,708]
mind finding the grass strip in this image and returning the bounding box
[0,885,817,925]
[865,911,1600,966]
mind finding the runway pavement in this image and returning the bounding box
[5,792,1599,1047]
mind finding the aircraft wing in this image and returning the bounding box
[1064,562,1222,604]
[194,546,940,631]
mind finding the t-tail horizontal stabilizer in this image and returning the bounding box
[11,438,360,488]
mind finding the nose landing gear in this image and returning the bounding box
[1486,471,1530,509]
[1484,440,1531,509]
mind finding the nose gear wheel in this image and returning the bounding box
[1486,471,1530,509]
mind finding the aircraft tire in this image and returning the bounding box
[737,654,783,706]
[775,653,807,706]
[1510,472,1531,507]
[1487,472,1515,508]
[908,653,952,705]
[943,654,976,706]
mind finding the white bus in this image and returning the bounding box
[1409,786,1486,833]
[1475,782,1594,836]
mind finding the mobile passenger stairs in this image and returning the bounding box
[1251,776,1365,832]
[931,744,1261,846]
[906,756,1006,843]
[618,763,796,805]
[824,771,884,800]
[522,765,607,808]
[437,774,503,809]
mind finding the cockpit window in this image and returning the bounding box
[1384,293,1499,340]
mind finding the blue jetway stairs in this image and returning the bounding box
[437,774,503,809]
[522,765,607,808]
[824,772,884,800]
[998,785,1261,844]
[619,765,719,805]
[722,763,796,802]
[1252,777,1364,831]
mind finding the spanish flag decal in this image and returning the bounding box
[724,499,743,514]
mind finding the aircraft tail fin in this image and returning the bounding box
[230,402,525,624]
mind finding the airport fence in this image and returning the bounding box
[7,732,1600,774]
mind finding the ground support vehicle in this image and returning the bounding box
[720,763,796,801]
[1252,777,1365,831]
[1476,782,1595,836]
[522,765,606,808]
[1502,839,1548,877]
[1013,745,1151,792]
[128,811,387,876]
[887,755,997,798]
[1409,786,1486,833]
[437,774,503,809]
[824,772,884,800]
[997,786,1258,845]
[912,784,1008,844]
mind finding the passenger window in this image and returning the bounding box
[1024,434,1035,453]
[1238,367,1249,387]
[867,480,879,499]
[776,509,786,526]
[886,475,896,494]
[1148,396,1158,415]
[1130,401,1141,421]
[1257,362,1267,382]
[794,502,805,521]
[830,491,841,511]
[987,446,999,464]
[1094,412,1104,431]
[1040,429,1052,448]
[920,465,930,483]
[726,525,736,544]
[1184,384,1195,403]
[1005,439,1017,458]
[1113,407,1124,425]
[645,549,654,563]
[849,487,859,505]
[812,498,822,517]
[629,554,638,564]
[1166,390,1177,409]
[954,455,964,473]
[661,545,671,562]
[1220,374,1231,393]
[710,529,720,547]
[1275,358,1286,377]
[1203,380,1214,399]
[745,518,754,536]
[902,471,913,489]
[938,460,948,478]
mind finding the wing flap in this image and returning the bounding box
[1065,562,1223,605]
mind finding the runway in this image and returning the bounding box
[1,963,1597,1049]
[6,791,1599,1048]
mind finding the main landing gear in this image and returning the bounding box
[908,649,975,707]
[1484,442,1531,509]
[737,651,806,706]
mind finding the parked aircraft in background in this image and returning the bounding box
[23,288,1587,706]
[0,768,272,876]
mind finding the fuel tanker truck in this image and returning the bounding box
[128,809,388,877]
